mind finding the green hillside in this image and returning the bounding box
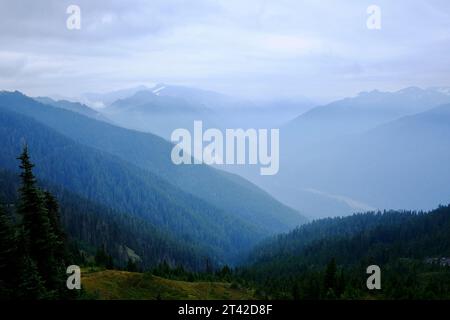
[82,270,255,300]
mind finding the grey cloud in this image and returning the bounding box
[0,0,449,100]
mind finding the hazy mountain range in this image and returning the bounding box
[1,83,449,268]
[0,84,317,270]
[68,84,450,219]
[76,84,315,138]
[235,87,450,218]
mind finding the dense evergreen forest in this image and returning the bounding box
[240,207,450,299]
[0,159,210,272]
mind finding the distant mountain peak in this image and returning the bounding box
[397,86,425,94]
[0,90,25,97]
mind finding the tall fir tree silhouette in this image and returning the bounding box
[16,146,66,298]
[0,146,72,299]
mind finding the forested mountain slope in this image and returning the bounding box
[0,169,206,270]
[0,91,305,236]
[0,108,259,264]
[242,205,450,299]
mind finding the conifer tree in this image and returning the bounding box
[1,147,75,299]
[17,146,60,296]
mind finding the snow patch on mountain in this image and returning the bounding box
[152,86,166,96]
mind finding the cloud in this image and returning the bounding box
[0,0,449,100]
[0,52,27,77]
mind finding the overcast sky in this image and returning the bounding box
[0,0,449,102]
